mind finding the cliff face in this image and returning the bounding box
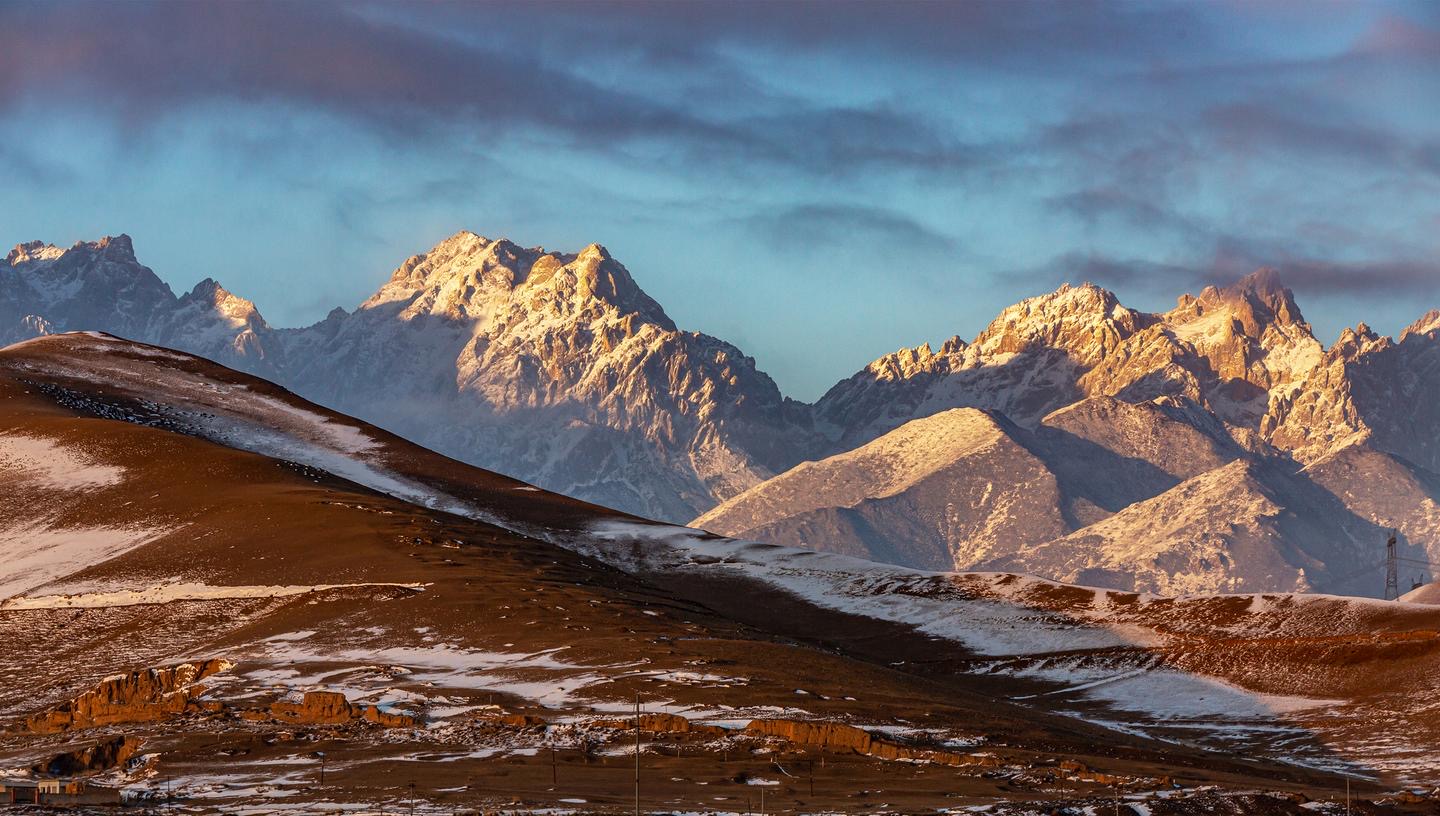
[22,660,415,735]
[262,690,416,728]
[25,660,231,734]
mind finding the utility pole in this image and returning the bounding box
[1346,776,1351,816]
[1386,530,1400,600]
[551,744,558,787]
[634,693,641,816]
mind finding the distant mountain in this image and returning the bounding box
[699,272,1440,595]
[3,233,816,521]
[6,232,1440,594]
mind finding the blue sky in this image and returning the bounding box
[2,0,1437,400]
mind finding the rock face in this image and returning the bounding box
[263,690,415,728]
[2,238,284,379]
[743,718,1000,768]
[812,271,1322,449]
[35,736,142,776]
[283,233,816,521]
[1264,314,1440,475]
[26,660,231,734]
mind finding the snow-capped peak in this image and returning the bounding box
[971,281,1146,364]
[6,240,65,266]
[1401,309,1440,341]
[178,278,267,327]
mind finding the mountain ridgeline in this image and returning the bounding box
[6,232,1440,595]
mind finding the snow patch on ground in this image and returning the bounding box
[584,520,1160,656]
[1,581,428,609]
[0,522,169,601]
[0,432,126,489]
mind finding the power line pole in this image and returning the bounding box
[1386,530,1400,600]
[634,693,641,816]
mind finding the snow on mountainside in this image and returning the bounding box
[6,232,1440,596]
[694,408,1071,570]
[284,232,817,522]
[701,269,1440,593]
[813,271,1322,450]
[4,233,815,522]
[697,396,1344,591]
[2,237,285,378]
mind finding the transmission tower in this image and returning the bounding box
[1385,530,1400,601]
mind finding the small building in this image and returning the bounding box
[1,779,40,805]
[0,777,123,806]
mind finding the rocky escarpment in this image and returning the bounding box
[284,233,818,521]
[249,690,416,728]
[743,718,1001,769]
[25,660,231,734]
[22,662,415,734]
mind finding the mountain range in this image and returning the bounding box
[6,232,1440,596]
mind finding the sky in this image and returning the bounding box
[2,0,1438,401]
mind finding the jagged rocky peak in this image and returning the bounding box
[1173,268,1308,336]
[367,231,536,309]
[1401,309,1440,341]
[523,241,674,329]
[179,278,266,325]
[862,336,966,380]
[6,240,65,266]
[1332,322,1387,357]
[973,282,1146,362]
[7,234,139,267]
[88,233,138,262]
[361,231,672,329]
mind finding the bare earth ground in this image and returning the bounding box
[1,334,1439,814]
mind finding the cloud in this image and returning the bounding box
[1270,257,1440,296]
[0,143,73,185]
[1020,249,1440,302]
[733,204,960,259]
[1203,103,1438,175]
[0,2,746,156]
[0,1,989,182]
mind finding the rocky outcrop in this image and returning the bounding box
[26,660,231,734]
[744,718,1001,768]
[591,712,726,737]
[248,690,416,728]
[34,736,142,776]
